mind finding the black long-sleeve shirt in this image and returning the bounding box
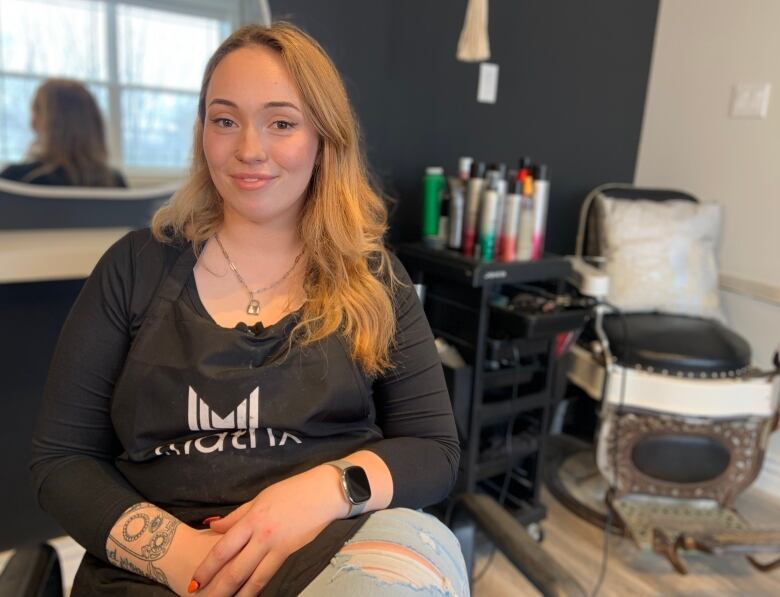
[30,228,459,565]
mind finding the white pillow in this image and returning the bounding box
[595,194,724,321]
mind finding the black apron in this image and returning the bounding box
[72,245,378,596]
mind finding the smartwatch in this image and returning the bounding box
[326,459,372,517]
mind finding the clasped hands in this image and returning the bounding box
[175,465,346,596]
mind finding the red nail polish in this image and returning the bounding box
[202,516,221,525]
[187,579,200,593]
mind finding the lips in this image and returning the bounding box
[230,173,278,191]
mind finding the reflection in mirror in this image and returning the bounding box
[1,79,125,187]
[0,0,231,181]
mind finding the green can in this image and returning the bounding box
[422,166,446,243]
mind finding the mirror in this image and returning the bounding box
[0,0,232,183]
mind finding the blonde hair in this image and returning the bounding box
[25,79,116,186]
[151,22,400,376]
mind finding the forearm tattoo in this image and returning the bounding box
[107,503,180,586]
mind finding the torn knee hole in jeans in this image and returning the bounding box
[335,540,455,591]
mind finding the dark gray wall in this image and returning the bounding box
[1,280,85,548]
[271,0,659,253]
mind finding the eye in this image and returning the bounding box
[272,120,297,131]
[211,118,236,128]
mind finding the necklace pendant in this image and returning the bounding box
[247,299,261,316]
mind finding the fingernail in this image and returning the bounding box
[202,516,221,525]
[187,579,200,593]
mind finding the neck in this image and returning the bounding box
[218,209,302,258]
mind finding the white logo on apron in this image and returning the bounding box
[153,386,302,456]
[188,386,260,431]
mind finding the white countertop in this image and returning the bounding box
[0,227,131,284]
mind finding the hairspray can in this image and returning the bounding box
[475,168,498,258]
[458,157,473,183]
[517,156,532,182]
[447,177,465,249]
[493,178,508,259]
[484,165,500,189]
[531,164,550,260]
[422,166,446,247]
[500,179,522,261]
[479,188,499,262]
[516,175,535,260]
[462,161,485,257]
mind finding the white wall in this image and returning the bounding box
[635,0,780,497]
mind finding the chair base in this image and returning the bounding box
[611,494,780,574]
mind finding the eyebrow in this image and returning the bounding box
[208,99,301,113]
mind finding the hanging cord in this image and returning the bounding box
[440,342,520,584]
[457,0,491,62]
[472,345,525,583]
[572,183,634,595]
[590,302,629,597]
[574,183,638,258]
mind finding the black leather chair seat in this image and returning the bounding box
[600,313,751,376]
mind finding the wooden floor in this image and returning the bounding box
[473,487,780,596]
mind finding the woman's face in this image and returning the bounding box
[203,45,320,227]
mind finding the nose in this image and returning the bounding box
[234,126,267,164]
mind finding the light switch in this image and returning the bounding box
[477,62,499,104]
[730,83,771,119]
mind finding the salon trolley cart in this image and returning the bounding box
[398,243,588,536]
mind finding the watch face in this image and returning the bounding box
[344,466,371,504]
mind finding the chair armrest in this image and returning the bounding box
[0,543,62,597]
[459,493,585,597]
[566,257,609,300]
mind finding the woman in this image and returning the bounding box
[0,78,127,187]
[31,22,468,596]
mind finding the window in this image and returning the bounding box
[0,0,236,171]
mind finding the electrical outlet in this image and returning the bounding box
[730,83,771,119]
[477,62,499,104]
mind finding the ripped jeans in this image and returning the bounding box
[300,508,470,596]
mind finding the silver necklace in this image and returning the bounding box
[213,233,304,316]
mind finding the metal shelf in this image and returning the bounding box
[476,435,539,479]
[482,366,537,390]
[398,243,572,288]
[480,391,548,424]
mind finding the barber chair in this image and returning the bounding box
[547,184,780,573]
